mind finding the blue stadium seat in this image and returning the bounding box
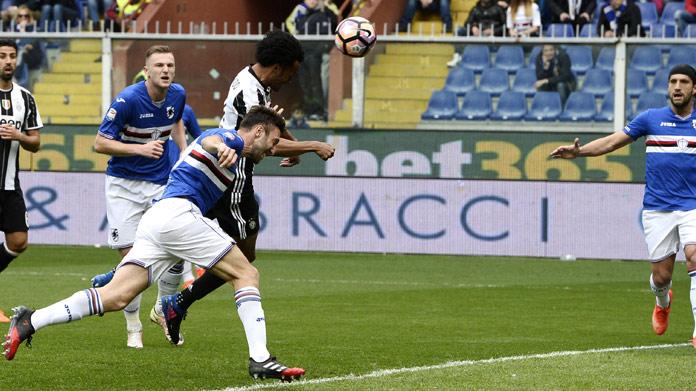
[579,23,599,37]
[455,91,491,120]
[495,45,525,73]
[560,92,596,121]
[581,68,613,97]
[596,47,615,72]
[629,46,663,74]
[667,46,696,68]
[421,90,458,120]
[685,24,696,37]
[652,67,670,95]
[528,46,541,69]
[594,93,614,122]
[491,92,526,120]
[478,67,509,96]
[460,45,490,73]
[565,46,593,75]
[636,2,658,29]
[512,68,537,96]
[661,2,684,26]
[648,24,677,38]
[627,69,648,98]
[525,91,562,121]
[545,23,574,37]
[443,67,475,96]
[633,92,667,119]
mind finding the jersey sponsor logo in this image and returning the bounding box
[166,106,175,119]
[1,99,10,111]
[106,108,117,121]
[139,113,154,119]
[0,118,22,129]
[660,122,676,127]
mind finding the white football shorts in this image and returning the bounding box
[642,209,696,262]
[118,197,235,284]
[105,175,166,249]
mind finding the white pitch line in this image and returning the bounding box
[214,343,690,391]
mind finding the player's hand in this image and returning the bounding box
[314,142,335,160]
[280,156,300,167]
[0,124,20,141]
[139,140,165,159]
[216,143,238,168]
[267,104,285,116]
[550,138,581,159]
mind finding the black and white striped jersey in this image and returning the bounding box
[0,83,42,190]
[219,65,271,199]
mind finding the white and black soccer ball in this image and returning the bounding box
[334,16,377,58]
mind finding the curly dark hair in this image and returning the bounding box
[0,39,17,52]
[256,30,304,68]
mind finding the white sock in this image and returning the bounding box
[650,274,672,308]
[31,288,103,331]
[235,287,270,362]
[123,292,143,332]
[690,271,696,337]
[155,262,184,315]
[181,262,194,282]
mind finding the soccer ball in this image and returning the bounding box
[334,16,377,58]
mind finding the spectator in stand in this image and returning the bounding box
[14,5,44,89]
[597,0,644,37]
[86,0,113,29]
[506,0,542,36]
[535,44,575,104]
[675,0,696,37]
[105,0,147,32]
[288,108,310,129]
[398,0,453,33]
[548,0,595,30]
[39,0,80,31]
[459,0,506,36]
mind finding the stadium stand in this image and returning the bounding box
[648,23,677,37]
[627,69,648,98]
[560,91,596,121]
[527,46,541,68]
[595,47,615,72]
[636,2,659,30]
[490,91,526,120]
[565,45,593,75]
[581,68,613,97]
[495,45,525,73]
[667,46,696,68]
[578,23,598,37]
[660,2,685,26]
[595,92,614,122]
[459,45,490,73]
[632,91,668,119]
[629,46,663,74]
[652,67,670,95]
[525,91,562,121]
[421,89,458,120]
[545,23,575,37]
[455,90,491,120]
[478,67,509,95]
[443,66,476,95]
[686,24,696,37]
[511,68,537,96]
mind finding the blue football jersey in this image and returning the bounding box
[98,81,186,185]
[167,104,202,166]
[624,106,696,211]
[161,128,245,214]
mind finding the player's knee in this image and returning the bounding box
[6,238,28,254]
[238,263,260,283]
[104,291,138,311]
[652,270,672,286]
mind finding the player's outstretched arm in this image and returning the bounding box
[272,139,335,160]
[94,134,165,159]
[550,131,633,159]
[201,135,238,168]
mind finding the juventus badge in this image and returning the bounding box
[166,106,175,119]
[2,99,11,111]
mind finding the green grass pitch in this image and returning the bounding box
[0,245,693,390]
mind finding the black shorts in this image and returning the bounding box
[206,190,259,240]
[0,189,28,233]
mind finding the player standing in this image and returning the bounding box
[0,40,42,323]
[158,31,335,344]
[4,106,306,382]
[551,64,696,348]
[93,45,187,348]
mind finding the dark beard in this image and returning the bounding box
[670,95,693,110]
[0,72,12,82]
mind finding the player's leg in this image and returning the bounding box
[0,189,29,274]
[181,261,195,289]
[149,261,185,345]
[3,264,148,360]
[676,209,696,346]
[643,210,678,335]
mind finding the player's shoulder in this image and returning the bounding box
[118,82,145,101]
[13,83,33,97]
[168,82,186,96]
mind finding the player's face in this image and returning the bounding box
[0,46,17,82]
[268,61,300,91]
[667,74,694,109]
[249,125,281,163]
[145,52,175,89]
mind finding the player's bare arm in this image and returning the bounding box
[272,139,335,161]
[94,134,165,159]
[201,135,238,168]
[0,124,40,152]
[170,118,187,153]
[550,131,633,159]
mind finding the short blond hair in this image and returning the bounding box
[145,45,172,61]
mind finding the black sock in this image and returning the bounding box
[0,243,17,273]
[177,270,226,311]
